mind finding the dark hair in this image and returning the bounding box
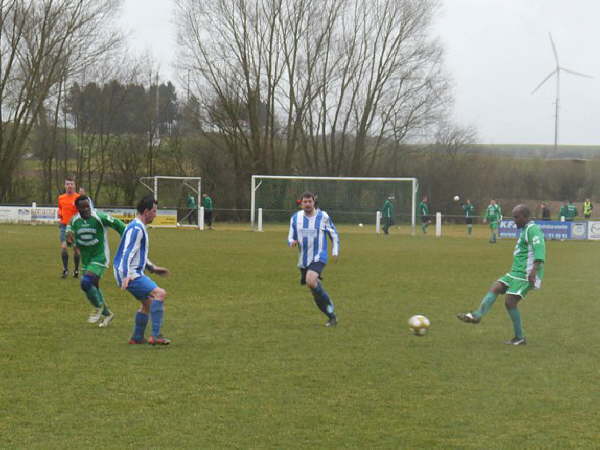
[75,196,89,208]
[137,195,157,214]
[301,191,315,200]
[65,177,75,182]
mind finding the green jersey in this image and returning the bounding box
[486,204,502,223]
[509,222,545,285]
[67,211,126,273]
[203,196,213,210]
[382,199,393,218]
[566,204,577,220]
[419,201,429,217]
[186,195,197,209]
[463,203,475,217]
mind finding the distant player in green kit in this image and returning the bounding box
[67,196,126,327]
[461,199,475,235]
[418,196,431,234]
[484,199,502,243]
[457,204,545,346]
[382,195,394,234]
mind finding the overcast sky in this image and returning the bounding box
[120,0,600,146]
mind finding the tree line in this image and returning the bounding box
[1,0,597,216]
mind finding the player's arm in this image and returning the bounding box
[65,218,75,245]
[99,211,126,235]
[325,215,340,260]
[527,228,545,286]
[288,214,298,247]
[57,196,63,222]
[146,259,169,276]
[120,227,142,289]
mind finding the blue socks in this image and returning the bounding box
[310,283,335,319]
[473,292,498,319]
[132,311,149,341]
[506,307,524,339]
[150,300,164,337]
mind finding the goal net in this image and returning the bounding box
[251,175,418,230]
[139,176,202,228]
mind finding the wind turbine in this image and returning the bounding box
[531,33,593,153]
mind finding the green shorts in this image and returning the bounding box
[489,221,499,230]
[82,262,106,278]
[498,273,535,298]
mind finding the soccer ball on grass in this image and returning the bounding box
[408,314,430,336]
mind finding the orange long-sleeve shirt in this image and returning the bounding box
[57,192,80,225]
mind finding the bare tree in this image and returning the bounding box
[0,0,122,202]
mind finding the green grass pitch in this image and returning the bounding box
[2,223,600,448]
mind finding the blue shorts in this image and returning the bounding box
[127,276,158,300]
[300,262,326,285]
[59,224,67,242]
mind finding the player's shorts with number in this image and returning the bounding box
[498,273,535,298]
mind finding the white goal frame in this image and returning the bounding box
[139,176,202,228]
[250,175,419,229]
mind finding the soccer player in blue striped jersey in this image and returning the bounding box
[114,195,171,345]
[288,192,340,327]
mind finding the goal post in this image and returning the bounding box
[250,175,418,230]
[139,176,202,228]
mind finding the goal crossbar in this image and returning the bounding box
[250,175,419,228]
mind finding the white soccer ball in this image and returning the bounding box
[358,223,364,227]
[408,315,431,336]
[176,222,181,226]
[453,195,460,202]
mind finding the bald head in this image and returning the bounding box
[512,204,530,228]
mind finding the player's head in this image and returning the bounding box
[75,196,92,219]
[422,195,428,202]
[202,193,207,198]
[300,191,315,213]
[490,199,496,205]
[466,199,471,204]
[64,177,75,194]
[78,187,86,196]
[586,198,590,202]
[512,204,530,228]
[137,195,158,224]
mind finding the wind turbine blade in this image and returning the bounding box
[549,33,559,66]
[531,69,557,94]
[561,67,594,79]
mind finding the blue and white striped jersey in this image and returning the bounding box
[113,218,149,285]
[288,209,340,268]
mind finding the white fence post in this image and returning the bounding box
[376,211,381,234]
[436,212,442,237]
[257,208,263,232]
[199,206,205,230]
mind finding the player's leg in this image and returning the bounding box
[59,225,69,278]
[467,218,473,235]
[305,264,336,326]
[147,286,170,344]
[457,280,507,323]
[73,247,80,278]
[126,276,159,344]
[80,272,103,323]
[504,294,525,344]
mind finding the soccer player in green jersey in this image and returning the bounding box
[382,195,394,234]
[67,196,126,327]
[484,199,502,243]
[462,199,475,235]
[457,205,545,345]
[202,193,214,229]
[418,196,431,234]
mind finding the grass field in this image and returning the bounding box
[2,223,600,449]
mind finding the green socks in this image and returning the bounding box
[473,292,498,319]
[422,224,428,234]
[467,225,473,235]
[85,286,110,314]
[507,307,524,339]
